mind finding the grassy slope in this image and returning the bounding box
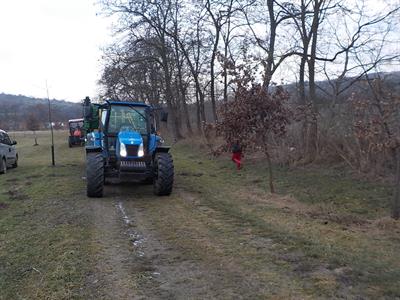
[0,132,399,299]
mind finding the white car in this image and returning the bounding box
[0,129,18,174]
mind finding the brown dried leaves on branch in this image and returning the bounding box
[216,83,292,154]
[214,68,292,192]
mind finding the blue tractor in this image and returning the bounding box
[83,97,173,198]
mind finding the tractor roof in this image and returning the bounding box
[106,100,151,108]
[69,118,84,123]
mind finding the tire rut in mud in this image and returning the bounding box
[85,200,140,299]
[120,196,279,299]
[115,200,224,299]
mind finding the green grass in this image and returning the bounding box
[180,140,393,218]
[169,140,400,298]
[0,131,91,299]
[1,132,399,299]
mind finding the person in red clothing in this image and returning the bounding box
[231,140,242,170]
[73,126,82,137]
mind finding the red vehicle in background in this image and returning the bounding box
[68,118,84,147]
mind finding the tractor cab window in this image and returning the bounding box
[108,105,147,135]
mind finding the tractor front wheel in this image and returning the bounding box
[153,153,174,196]
[86,152,104,197]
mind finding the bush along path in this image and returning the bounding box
[0,132,399,299]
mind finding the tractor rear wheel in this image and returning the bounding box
[153,152,174,196]
[86,152,104,197]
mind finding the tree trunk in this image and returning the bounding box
[222,1,233,103]
[305,0,322,162]
[173,35,206,124]
[262,0,276,89]
[210,27,220,122]
[182,96,192,135]
[172,12,192,136]
[299,56,307,105]
[195,89,202,133]
[176,62,193,135]
[160,45,183,140]
[33,131,38,146]
[205,0,220,122]
[299,53,309,159]
[223,64,228,102]
[392,148,400,219]
[305,115,318,162]
[264,146,275,193]
[223,37,229,103]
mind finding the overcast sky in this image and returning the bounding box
[0,0,111,103]
[0,1,397,104]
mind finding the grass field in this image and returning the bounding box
[0,130,399,299]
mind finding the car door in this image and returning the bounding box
[0,132,7,162]
[3,133,15,166]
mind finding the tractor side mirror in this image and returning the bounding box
[161,110,168,122]
[12,140,17,145]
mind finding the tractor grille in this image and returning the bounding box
[126,145,139,156]
[120,161,147,169]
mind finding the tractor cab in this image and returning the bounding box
[83,98,173,198]
[68,118,84,147]
[101,102,153,162]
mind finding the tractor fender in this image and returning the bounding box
[154,146,170,153]
[86,146,102,153]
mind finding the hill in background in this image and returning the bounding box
[0,93,83,131]
[1,71,399,131]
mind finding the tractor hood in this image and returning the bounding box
[118,131,143,146]
[117,131,145,158]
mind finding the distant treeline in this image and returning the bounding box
[0,93,83,131]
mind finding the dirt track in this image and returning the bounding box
[85,184,271,299]
[81,176,319,299]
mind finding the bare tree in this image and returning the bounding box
[26,113,40,146]
[242,0,297,88]
[164,2,209,129]
[100,0,184,139]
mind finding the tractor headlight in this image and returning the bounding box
[138,143,144,157]
[120,142,127,157]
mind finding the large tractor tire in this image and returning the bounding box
[153,152,174,196]
[0,158,6,174]
[86,152,104,197]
